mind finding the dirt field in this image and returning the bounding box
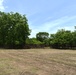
[0,49,76,75]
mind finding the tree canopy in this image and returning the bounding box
[50,29,76,49]
[36,32,49,42]
[0,11,30,48]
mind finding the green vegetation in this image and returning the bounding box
[36,32,49,42]
[0,11,30,48]
[0,11,76,49]
[50,29,76,49]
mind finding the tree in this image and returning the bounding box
[50,29,72,49]
[71,31,76,48]
[0,11,30,48]
[36,32,49,42]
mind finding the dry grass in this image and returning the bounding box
[0,49,76,75]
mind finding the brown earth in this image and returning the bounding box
[0,49,76,75]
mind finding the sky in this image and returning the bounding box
[0,0,76,37]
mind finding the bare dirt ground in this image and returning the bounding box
[0,49,76,75]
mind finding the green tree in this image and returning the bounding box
[0,11,30,48]
[36,32,49,42]
[71,31,76,48]
[50,29,72,49]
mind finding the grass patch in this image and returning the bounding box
[0,49,76,75]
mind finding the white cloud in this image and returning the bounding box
[38,16,76,32]
[42,16,76,29]
[29,16,76,37]
[57,26,75,31]
[0,0,5,11]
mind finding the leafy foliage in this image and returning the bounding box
[0,11,30,48]
[50,29,76,49]
[36,32,49,42]
[26,38,43,45]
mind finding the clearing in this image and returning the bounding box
[0,49,76,75]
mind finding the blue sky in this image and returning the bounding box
[0,0,76,37]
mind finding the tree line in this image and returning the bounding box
[50,29,76,49]
[0,11,76,49]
